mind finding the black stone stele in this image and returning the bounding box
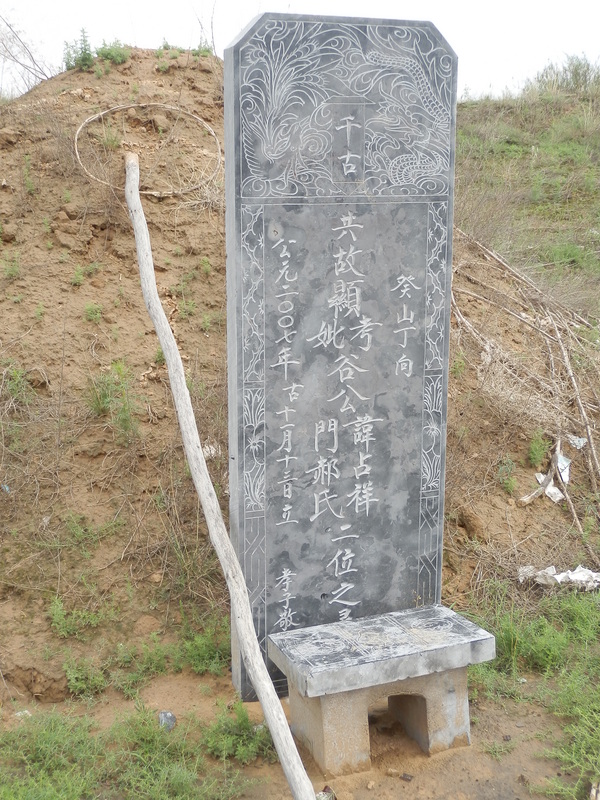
[225,14,457,699]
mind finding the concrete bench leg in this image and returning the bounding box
[387,667,471,754]
[286,666,471,774]
[287,682,372,775]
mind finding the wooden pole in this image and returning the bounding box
[124,152,316,800]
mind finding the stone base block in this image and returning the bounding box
[288,667,470,775]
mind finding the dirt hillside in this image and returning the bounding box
[1,47,598,798]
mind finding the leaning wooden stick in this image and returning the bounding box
[124,152,316,800]
[549,314,600,482]
[552,439,600,571]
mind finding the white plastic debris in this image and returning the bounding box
[557,454,571,483]
[518,564,600,591]
[518,565,557,585]
[567,434,587,450]
[531,453,571,503]
[534,473,564,503]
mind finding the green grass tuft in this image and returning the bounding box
[202,700,277,765]
[183,615,231,676]
[529,428,552,468]
[83,302,102,323]
[472,582,600,796]
[86,360,139,443]
[96,40,130,65]
[0,707,248,799]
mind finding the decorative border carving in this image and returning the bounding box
[241,205,268,664]
[424,202,448,371]
[241,205,265,384]
[416,201,448,605]
[239,20,453,198]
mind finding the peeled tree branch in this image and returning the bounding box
[123,152,316,800]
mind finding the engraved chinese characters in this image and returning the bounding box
[225,15,457,698]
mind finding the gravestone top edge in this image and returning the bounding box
[224,12,457,60]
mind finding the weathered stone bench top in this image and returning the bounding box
[268,605,495,698]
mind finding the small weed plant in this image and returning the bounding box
[64,655,108,697]
[179,298,197,319]
[64,29,94,71]
[2,252,20,280]
[110,635,175,698]
[450,350,466,378]
[49,596,119,639]
[100,122,120,150]
[1,361,33,406]
[172,267,198,303]
[496,456,517,494]
[45,511,124,555]
[545,241,593,271]
[85,261,101,276]
[200,256,212,276]
[96,40,130,65]
[183,614,231,676]
[202,700,277,765]
[72,262,101,287]
[186,372,206,397]
[170,269,198,319]
[482,739,517,761]
[106,620,230,699]
[84,302,102,323]
[86,360,139,443]
[529,428,552,468]
[192,40,213,57]
[201,312,212,332]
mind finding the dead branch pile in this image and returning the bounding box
[452,228,600,568]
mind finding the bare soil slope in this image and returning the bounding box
[1,49,598,798]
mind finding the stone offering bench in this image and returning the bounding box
[268,605,495,774]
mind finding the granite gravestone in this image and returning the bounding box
[225,14,457,699]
